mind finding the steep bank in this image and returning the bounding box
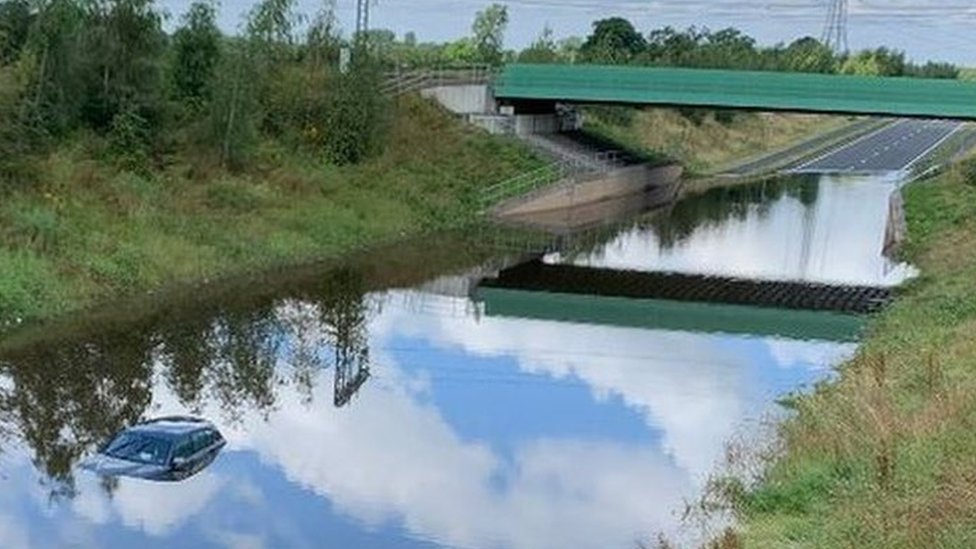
[0,96,540,329]
[584,108,849,175]
[729,159,976,547]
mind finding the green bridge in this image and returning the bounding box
[493,64,976,120]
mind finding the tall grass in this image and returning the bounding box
[720,160,976,548]
[0,96,540,328]
[585,108,848,175]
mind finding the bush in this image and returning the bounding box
[958,157,976,187]
[109,107,153,172]
[7,203,60,251]
[323,61,388,165]
[0,248,64,326]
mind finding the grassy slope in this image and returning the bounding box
[586,109,849,175]
[0,96,540,327]
[734,164,976,547]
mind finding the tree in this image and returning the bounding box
[324,56,387,164]
[443,37,478,64]
[304,1,340,68]
[556,36,583,63]
[23,0,88,136]
[580,17,646,64]
[246,0,298,135]
[840,48,905,77]
[518,25,557,63]
[0,0,30,65]
[471,3,507,65]
[782,37,836,74]
[77,0,166,131]
[171,1,221,107]
[906,61,958,80]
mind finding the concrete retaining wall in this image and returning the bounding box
[513,114,560,136]
[495,164,684,218]
[421,84,493,115]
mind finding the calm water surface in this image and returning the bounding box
[550,173,915,286]
[0,175,903,548]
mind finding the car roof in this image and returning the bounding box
[125,417,214,441]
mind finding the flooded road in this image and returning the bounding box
[0,174,907,548]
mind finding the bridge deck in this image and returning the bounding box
[494,64,976,120]
[480,259,893,315]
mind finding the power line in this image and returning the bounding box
[821,0,849,53]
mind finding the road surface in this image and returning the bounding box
[789,119,962,173]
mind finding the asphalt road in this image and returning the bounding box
[790,119,962,173]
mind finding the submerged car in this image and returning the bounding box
[81,416,225,482]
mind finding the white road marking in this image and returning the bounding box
[790,119,903,171]
[901,123,964,171]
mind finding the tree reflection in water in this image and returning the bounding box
[0,265,375,498]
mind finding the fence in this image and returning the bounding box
[477,150,627,212]
[380,64,496,96]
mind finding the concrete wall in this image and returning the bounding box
[421,84,493,115]
[468,115,513,135]
[495,164,684,218]
[514,114,559,136]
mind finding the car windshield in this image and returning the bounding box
[103,431,172,466]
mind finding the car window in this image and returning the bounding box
[191,430,210,453]
[104,432,172,466]
[172,439,193,460]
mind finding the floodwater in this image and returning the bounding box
[0,174,905,548]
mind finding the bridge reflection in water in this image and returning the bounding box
[0,173,905,549]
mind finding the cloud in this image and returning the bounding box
[553,176,912,287]
[73,471,225,537]
[0,289,850,549]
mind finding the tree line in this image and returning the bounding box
[0,0,387,187]
[367,5,959,81]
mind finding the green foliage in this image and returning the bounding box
[0,65,36,186]
[580,17,646,64]
[171,1,221,107]
[208,44,259,170]
[0,98,542,327]
[957,157,976,187]
[0,248,64,324]
[323,59,388,165]
[24,0,87,135]
[108,106,152,171]
[781,37,836,74]
[0,0,30,65]
[6,202,60,251]
[906,61,959,80]
[471,3,507,65]
[839,48,906,77]
[77,0,166,130]
[517,26,557,64]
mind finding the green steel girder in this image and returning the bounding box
[494,64,976,120]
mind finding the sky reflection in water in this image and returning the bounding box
[0,291,855,549]
[549,174,916,287]
[0,175,884,548]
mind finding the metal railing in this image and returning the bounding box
[380,64,495,96]
[477,150,629,211]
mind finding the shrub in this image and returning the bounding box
[957,157,976,187]
[0,248,64,326]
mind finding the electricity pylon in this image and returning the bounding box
[821,0,849,53]
[355,0,372,40]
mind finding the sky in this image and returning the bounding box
[156,0,976,65]
[0,290,853,548]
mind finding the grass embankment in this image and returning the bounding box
[726,160,976,548]
[0,96,539,328]
[585,108,849,175]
